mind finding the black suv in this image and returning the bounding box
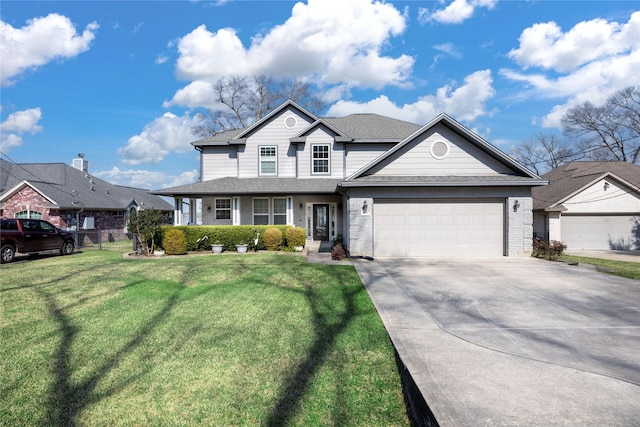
[1,217,75,263]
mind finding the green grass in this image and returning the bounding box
[560,254,640,280]
[1,251,410,426]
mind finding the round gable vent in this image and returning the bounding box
[430,140,449,160]
[284,116,297,129]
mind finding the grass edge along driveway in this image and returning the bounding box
[1,251,410,426]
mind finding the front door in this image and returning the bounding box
[313,204,329,240]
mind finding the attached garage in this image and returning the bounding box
[561,215,639,251]
[373,200,505,257]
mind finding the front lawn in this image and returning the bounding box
[560,254,640,280]
[1,251,409,426]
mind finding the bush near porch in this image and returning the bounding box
[162,225,303,252]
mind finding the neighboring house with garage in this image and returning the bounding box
[153,100,547,257]
[0,157,174,242]
[533,161,640,251]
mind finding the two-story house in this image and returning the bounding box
[153,100,546,257]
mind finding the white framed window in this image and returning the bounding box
[259,146,277,175]
[312,144,330,174]
[15,210,43,219]
[215,198,231,220]
[273,198,287,225]
[253,198,270,225]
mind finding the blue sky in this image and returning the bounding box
[1,0,638,190]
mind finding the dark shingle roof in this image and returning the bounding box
[0,159,173,211]
[152,177,342,196]
[323,114,421,141]
[191,113,422,147]
[532,161,640,210]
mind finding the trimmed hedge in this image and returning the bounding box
[285,227,306,249]
[162,228,187,255]
[263,227,283,251]
[160,225,305,252]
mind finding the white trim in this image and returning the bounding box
[305,202,337,241]
[259,145,277,176]
[214,197,231,220]
[430,140,450,160]
[284,115,298,129]
[232,196,241,225]
[311,143,331,175]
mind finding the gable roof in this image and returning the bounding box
[533,161,640,211]
[192,100,319,148]
[0,159,173,211]
[191,105,422,148]
[343,113,542,184]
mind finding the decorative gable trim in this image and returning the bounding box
[233,100,318,140]
[289,119,351,145]
[0,180,58,205]
[344,113,540,181]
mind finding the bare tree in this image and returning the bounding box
[192,75,325,138]
[510,133,578,175]
[561,86,640,164]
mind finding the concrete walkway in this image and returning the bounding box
[304,240,352,265]
[354,257,640,426]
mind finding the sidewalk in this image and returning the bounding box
[304,240,352,265]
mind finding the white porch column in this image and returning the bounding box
[174,197,183,225]
[232,197,241,225]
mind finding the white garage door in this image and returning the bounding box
[562,215,638,250]
[373,200,504,257]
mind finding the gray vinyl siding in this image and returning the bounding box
[298,127,345,178]
[201,147,237,180]
[367,124,513,176]
[345,144,394,176]
[238,108,312,178]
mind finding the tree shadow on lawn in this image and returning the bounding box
[263,263,366,427]
[34,282,184,426]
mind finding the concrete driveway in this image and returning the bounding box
[353,257,640,426]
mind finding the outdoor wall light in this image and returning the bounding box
[362,200,368,214]
[513,200,520,212]
[604,182,610,191]
[299,203,303,209]
[207,206,211,212]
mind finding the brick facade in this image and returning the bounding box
[1,185,128,241]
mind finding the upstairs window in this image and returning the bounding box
[260,146,277,175]
[215,198,231,220]
[312,144,330,174]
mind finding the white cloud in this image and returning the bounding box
[419,0,498,25]
[508,12,640,72]
[167,0,411,109]
[327,69,495,123]
[0,107,42,152]
[0,13,99,86]
[117,112,198,165]
[94,167,199,190]
[502,11,640,128]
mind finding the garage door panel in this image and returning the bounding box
[374,201,504,257]
[562,215,638,250]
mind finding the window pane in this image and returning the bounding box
[254,199,269,214]
[261,160,276,174]
[216,199,231,209]
[254,215,269,225]
[273,215,287,225]
[273,198,287,214]
[312,145,330,173]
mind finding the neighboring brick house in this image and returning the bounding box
[154,100,547,258]
[0,157,174,242]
